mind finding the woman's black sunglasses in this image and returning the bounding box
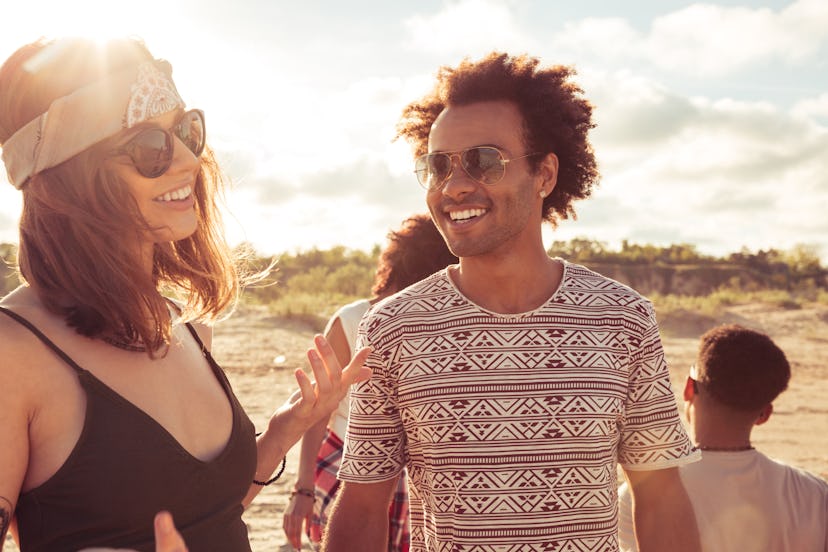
[112,109,205,178]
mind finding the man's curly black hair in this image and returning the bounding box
[395,52,600,227]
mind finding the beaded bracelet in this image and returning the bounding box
[252,456,286,486]
[290,487,315,499]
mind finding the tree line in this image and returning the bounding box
[1,239,825,301]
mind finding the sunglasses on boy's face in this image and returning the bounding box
[112,109,206,178]
[414,146,537,190]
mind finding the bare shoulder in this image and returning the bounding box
[186,320,213,351]
[0,288,50,444]
[0,287,45,372]
[0,286,73,394]
[167,297,213,350]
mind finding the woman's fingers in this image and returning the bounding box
[314,333,342,382]
[283,495,315,550]
[293,337,373,420]
[283,513,301,549]
[307,335,371,398]
[308,336,334,396]
[77,511,188,552]
[154,511,188,552]
[343,346,372,385]
[293,367,314,409]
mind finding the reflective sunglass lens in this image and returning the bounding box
[429,154,452,180]
[127,129,172,178]
[414,156,430,187]
[415,153,450,189]
[464,147,504,184]
[175,110,206,157]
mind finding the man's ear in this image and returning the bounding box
[755,403,773,426]
[683,376,695,402]
[536,152,559,198]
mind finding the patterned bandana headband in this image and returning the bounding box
[1,59,185,189]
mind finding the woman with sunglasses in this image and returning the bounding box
[0,37,369,552]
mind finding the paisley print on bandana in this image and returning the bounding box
[2,58,188,189]
[126,62,184,128]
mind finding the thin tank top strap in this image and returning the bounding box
[183,321,208,353]
[167,302,213,359]
[0,306,86,373]
[181,321,237,399]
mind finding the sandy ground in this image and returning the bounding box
[219,301,828,551]
[5,302,827,551]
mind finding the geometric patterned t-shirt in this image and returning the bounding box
[339,261,699,552]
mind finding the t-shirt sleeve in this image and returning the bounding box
[618,300,700,470]
[338,316,406,483]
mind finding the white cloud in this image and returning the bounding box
[214,72,424,185]
[223,170,426,256]
[793,92,828,120]
[552,18,644,66]
[550,0,828,77]
[572,69,828,260]
[223,193,393,255]
[403,0,535,57]
[646,1,827,75]
[584,70,699,149]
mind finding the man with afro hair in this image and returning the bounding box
[326,52,701,551]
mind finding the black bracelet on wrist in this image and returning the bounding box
[252,456,286,486]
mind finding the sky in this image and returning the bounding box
[1,0,827,262]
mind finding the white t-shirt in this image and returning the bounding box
[340,262,698,551]
[326,299,371,438]
[618,449,828,551]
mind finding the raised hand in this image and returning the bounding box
[289,334,371,424]
[245,335,372,507]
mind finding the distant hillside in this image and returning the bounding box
[581,262,825,297]
[1,239,825,300]
[549,239,826,297]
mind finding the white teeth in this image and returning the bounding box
[155,185,192,202]
[449,208,486,222]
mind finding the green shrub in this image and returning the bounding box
[262,291,361,333]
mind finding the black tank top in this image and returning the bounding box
[0,307,258,552]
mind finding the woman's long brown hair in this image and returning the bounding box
[0,37,252,355]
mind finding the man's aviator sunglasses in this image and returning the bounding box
[414,146,537,190]
[112,109,206,178]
